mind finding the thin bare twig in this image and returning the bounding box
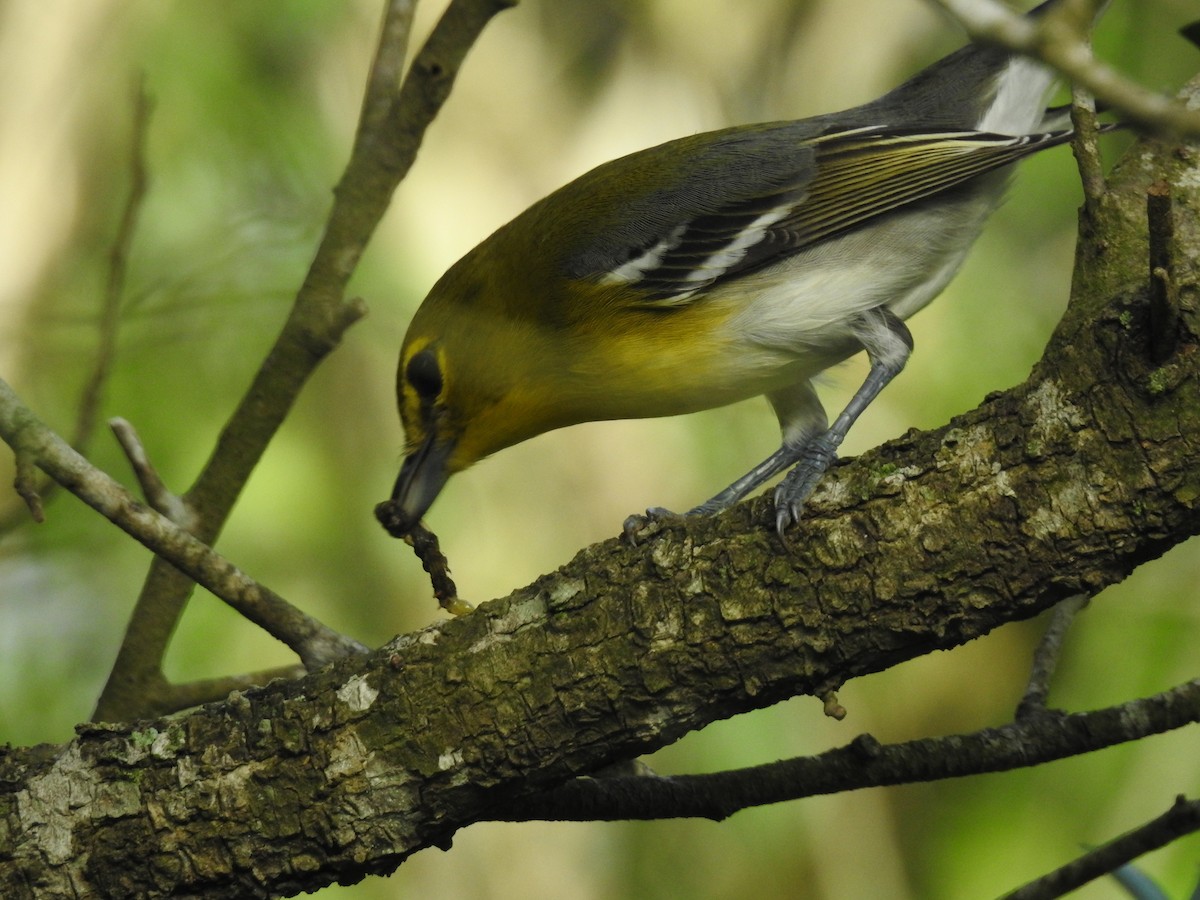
[358,0,418,140]
[73,77,152,450]
[13,446,44,523]
[928,0,1200,138]
[0,377,366,670]
[163,665,309,710]
[109,417,196,529]
[493,678,1200,824]
[1069,84,1107,220]
[1016,594,1089,719]
[1003,795,1200,900]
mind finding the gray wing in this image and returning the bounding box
[572,125,1072,306]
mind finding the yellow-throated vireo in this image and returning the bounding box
[383,0,1102,540]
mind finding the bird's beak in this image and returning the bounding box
[380,432,455,537]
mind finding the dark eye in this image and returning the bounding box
[406,348,443,401]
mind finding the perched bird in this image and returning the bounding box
[383,0,1098,541]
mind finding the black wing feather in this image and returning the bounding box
[597,126,1072,306]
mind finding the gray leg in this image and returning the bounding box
[773,306,912,535]
[686,380,828,514]
[623,306,911,543]
[620,382,827,542]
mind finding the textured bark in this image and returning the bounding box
[2,77,1197,900]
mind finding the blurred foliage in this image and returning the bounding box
[1,1,1198,898]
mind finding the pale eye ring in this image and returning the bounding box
[406,348,443,401]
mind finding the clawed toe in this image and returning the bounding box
[622,507,679,545]
[774,502,798,543]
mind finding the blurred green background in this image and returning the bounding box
[1,1,1198,897]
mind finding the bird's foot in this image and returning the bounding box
[773,436,839,539]
[621,506,683,546]
[622,493,738,545]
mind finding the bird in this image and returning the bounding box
[381,0,1100,542]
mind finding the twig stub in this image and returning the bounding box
[13,451,45,523]
[1146,180,1179,364]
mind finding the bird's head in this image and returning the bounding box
[382,244,584,536]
